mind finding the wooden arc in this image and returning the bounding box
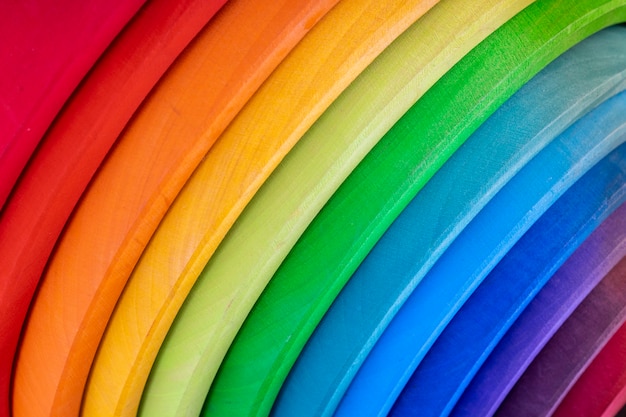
[390,132,626,416]
[495,251,626,416]
[553,276,626,417]
[454,201,626,416]
[12,0,340,416]
[201,2,626,417]
[89,1,444,417]
[0,0,145,208]
[0,0,227,413]
[131,1,526,417]
[278,25,626,417]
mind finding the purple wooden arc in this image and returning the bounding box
[453,202,626,416]
[496,247,626,416]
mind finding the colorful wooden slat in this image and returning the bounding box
[496,252,626,416]
[0,1,228,414]
[12,0,342,415]
[280,25,626,417]
[390,125,626,416]
[202,2,626,417]
[554,306,626,417]
[1,2,624,417]
[134,2,531,417]
[453,202,626,416]
[83,1,441,417]
[0,0,146,209]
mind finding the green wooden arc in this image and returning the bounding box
[140,1,529,416]
[204,1,626,416]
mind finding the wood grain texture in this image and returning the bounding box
[283,25,626,417]
[137,1,525,417]
[98,1,445,417]
[203,2,626,417]
[496,249,626,416]
[0,0,145,210]
[0,1,227,414]
[347,77,626,417]
[454,202,626,416]
[554,300,626,417]
[11,0,340,416]
[391,131,626,417]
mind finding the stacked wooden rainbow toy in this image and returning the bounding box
[2,0,626,416]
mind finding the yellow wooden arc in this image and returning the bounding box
[84,0,440,416]
[143,1,536,416]
[12,0,339,416]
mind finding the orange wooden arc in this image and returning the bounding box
[11,1,339,416]
[83,1,439,416]
[0,0,226,413]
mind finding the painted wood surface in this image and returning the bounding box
[83,1,440,417]
[202,2,626,417]
[0,2,624,417]
[496,248,626,416]
[0,0,145,209]
[454,202,626,416]
[554,304,626,417]
[0,2,228,415]
[137,2,530,417]
[284,25,626,417]
[12,0,341,416]
[390,135,626,416]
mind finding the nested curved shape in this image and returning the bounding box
[126,1,524,417]
[201,2,626,417]
[389,116,626,416]
[283,24,626,417]
[0,0,145,208]
[12,0,339,415]
[553,304,626,417]
[495,251,626,416]
[0,1,227,414]
[453,201,626,416]
[83,0,440,416]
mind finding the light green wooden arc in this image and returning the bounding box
[202,1,626,417]
[138,0,530,416]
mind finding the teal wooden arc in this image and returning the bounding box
[203,2,626,416]
[274,26,626,417]
[390,130,626,416]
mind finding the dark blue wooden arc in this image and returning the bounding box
[495,237,626,416]
[452,201,626,417]
[390,142,626,417]
[350,89,626,416]
[272,26,626,417]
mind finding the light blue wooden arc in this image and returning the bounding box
[273,26,626,417]
[341,89,626,416]
[451,201,626,417]
[390,135,626,416]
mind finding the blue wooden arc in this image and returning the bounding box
[342,88,626,416]
[494,237,626,416]
[452,201,626,417]
[274,26,626,417]
[390,138,626,416]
